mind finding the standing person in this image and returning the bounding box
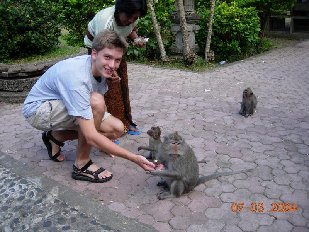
[23,30,155,183]
[84,0,147,136]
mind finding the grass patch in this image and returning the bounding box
[6,33,85,65]
[134,55,218,72]
[130,35,298,72]
[8,46,83,65]
[266,36,298,49]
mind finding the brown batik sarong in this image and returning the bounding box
[104,58,136,133]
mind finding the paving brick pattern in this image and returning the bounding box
[0,164,114,232]
[0,40,308,231]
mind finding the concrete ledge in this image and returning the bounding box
[0,48,87,103]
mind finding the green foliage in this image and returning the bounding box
[127,0,175,61]
[197,0,295,35]
[234,0,295,16]
[234,0,295,33]
[197,1,261,61]
[0,0,62,62]
[255,37,273,53]
[55,0,114,46]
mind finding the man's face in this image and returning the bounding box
[91,47,123,78]
[117,11,140,26]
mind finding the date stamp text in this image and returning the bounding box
[231,201,298,213]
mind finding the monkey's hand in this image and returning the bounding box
[155,163,165,170]
[148,170,181,179]
[134,155,156,171]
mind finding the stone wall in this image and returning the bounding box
[0,49,87,103]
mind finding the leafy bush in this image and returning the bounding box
[55,0,114,47]
[196,1,261,61]
[0,0,62,62]
[131,0,175,61]
[234,0,295,34]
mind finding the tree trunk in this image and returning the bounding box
[205,0,215,62]
[176,0,195,65]
[259,12,270,37]
[147,0,168,61]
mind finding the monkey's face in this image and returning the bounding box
[163,132,186,158]
[147,126,161,139]
[147,129,154,137]
[243,88,253,99]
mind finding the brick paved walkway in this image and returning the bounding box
[0,39,308,231]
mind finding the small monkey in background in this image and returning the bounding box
[148,132,253,200]
[239,87,257,117]
[138,126,163,161]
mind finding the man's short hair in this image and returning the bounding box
[92,30,128,53]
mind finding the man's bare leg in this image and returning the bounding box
[98,116,124,157]
[73,92,113,179]
[48,130,78,161]
[75,128,112,179]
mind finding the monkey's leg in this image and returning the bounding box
[247,104,254,116]
[170,180,185,197]
[157,191,173,200]
[158,180,184,200]
[243,104,250,117]
[239,103,245,115]
[157,179,169,190]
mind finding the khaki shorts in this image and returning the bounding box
[26,100,111,131]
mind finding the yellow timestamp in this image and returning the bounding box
[231,201,298,213]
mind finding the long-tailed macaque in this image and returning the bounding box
[239,87,257,117]
[149,132,253,200]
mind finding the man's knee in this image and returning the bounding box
[101,116,125,139]
[113,119,125,138]
[90,92,105,113]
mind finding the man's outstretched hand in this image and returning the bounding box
[134,155,156,171]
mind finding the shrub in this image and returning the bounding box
[56,0,114,47]
[0,0,61,62]
[234,0,295,34]
[196,1,261,61]
[129,0,175,61]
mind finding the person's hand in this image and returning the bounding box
[107,70,121,84]
[133,37,148,48]
[134,155,156,171]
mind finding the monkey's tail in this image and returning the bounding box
[197,169,253,185]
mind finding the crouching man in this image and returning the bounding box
[22,30,155,183]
